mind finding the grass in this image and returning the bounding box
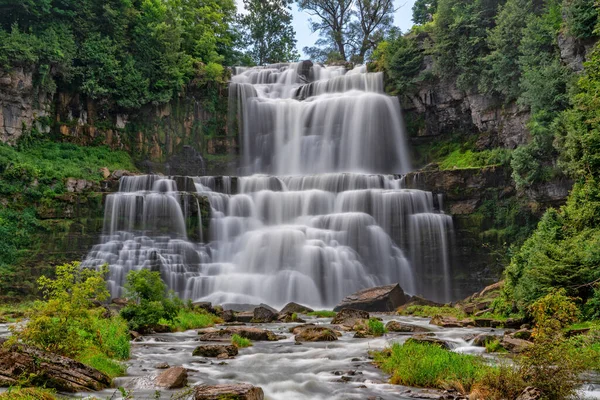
[307,310,337,318]
[374,342,492,393]
[77,349,126,378]
[0,301,34,321]
[485,339,507,353]
[231,334,252,348]
[161,308,222,332]
[368,318,386,336]
[437,148,512,170]
[0,388,57,400]
[399,305,467,319]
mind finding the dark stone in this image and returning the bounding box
[221,309,235,322]
[155,366,187,389]
[194,383,264,400]
[385,321,432,333]
[280,302,314,315]
[472,333,500,347]
[501,337,533,353]
[154,362,170,369]
[333,284,406,312]
[234,311,254,323]
[293,325,338,342]
[198,327,280,342]
[331,308,370,327]
[0,343,111,392]
[252,306,277,323]
[192,345,238,358]
[406,334,451,350]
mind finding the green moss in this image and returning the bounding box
[307,310,337,318]
[231,334,252,348]
[399,305,466,319]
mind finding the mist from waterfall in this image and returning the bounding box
[84,62,455,306]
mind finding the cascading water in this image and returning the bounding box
[84,62,455,306]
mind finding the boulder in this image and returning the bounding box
[198,327,280,342]
[221,309,235,322]
[333,284,406,312]
[0,342,111,392]
[501,337,533,353]
[511,329,533,341]
[252,306,277,323]
[293,325,338,342]
[194,383,264,400]
[280,302,314,315]
[516,387,542,400]
[430,316,469,328]
[385,321,432,333]
[234,312,254,323]
[472,333,500,347]
[331,308,370,327]
[192,301,216,314]
[155,366,187,389]
[154,362,170,369]
[277,313,305,323]
[192,345,238,358]
[406,334,451,350]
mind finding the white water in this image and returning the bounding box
[84,63,455,306]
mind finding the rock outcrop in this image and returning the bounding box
[291,324,339,342]
[194,383,264,400]
[0,341,111,392]
[331,309,370,327]
[385,321,431,333]
[280,302,314,315]
[198,327,281,342]
[333,284,406,312]
[252,306,277,323]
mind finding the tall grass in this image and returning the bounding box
[374,342,491,392]
[161,308,221,332]
[0,387,57,400]
[231,334,252,348]
[307,310,337,318]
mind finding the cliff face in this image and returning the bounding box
[0,67,236,175]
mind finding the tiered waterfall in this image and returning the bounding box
[84,62,455,306]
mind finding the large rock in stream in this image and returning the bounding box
[193,345,238,357]
[333,284,406,312]
[280,302,314,315]
[291,324,338,342]
[198,327,281,341]
[331,308,370,327]
[0,341,111,392]
[155,366,187,389]
[195,383,264,400]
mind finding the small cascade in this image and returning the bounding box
[85,62,456,306]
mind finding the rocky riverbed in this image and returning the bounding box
[2,314,600,400]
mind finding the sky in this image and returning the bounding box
[236,0,417,59]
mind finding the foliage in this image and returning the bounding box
[438,148,512,170]
[562,0,598,39]
[120,269,182,331]
[239,0,299,65]
[412,0,438,25]
[0,388,57,400]
[0,0,236,109]
[484,338,506,353]
[529,288,580,340]
[374,342,491,392]
[162,308,221,331]
[77,349,126,378]
[231,334,252,348]
[307,310,337,318]
[367,318,386,336]
[399,305,466,319]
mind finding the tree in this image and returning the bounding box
[412,0,437,25]
[349,0,395,63]
[239,0,299,65]
[297,0,354,61]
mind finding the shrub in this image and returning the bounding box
[529,288,580,341]
[231,334,252,348]
[120,269,182,331]
[367,318,386,336]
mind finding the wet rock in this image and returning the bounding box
[194,383,264,400]
[221,309,235,322]
[516,386,542,400]
[234,311,254,323]
[504,317,526,329]
[331,308,370,327]
[511,329,533,341]
[386,321,432,333]
[430,316,469,328]
[154,362,170,369]
[333,284,406,312]
[501,337,533,353]
[192,345,238,358]
[155,366,187,389]
[139,324,171,334]
[192,301,216,314]
[252,306,277,323]
[406,334,451,350]
[216,353,229,360]
[198,327,280,341]
[129,330,142,340]
[294,325,338,342]
[223,303,278,313]
[0,342,111,392]
[280,302,314,315]
[277,313,305,323]
[472,333,500,347]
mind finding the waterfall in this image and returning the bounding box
[84,62,455,306]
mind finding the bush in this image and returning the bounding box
[374,342,491,393]
[120,269,182,331]
[231,334,252,348]
[367,318,386,336]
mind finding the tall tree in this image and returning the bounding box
[350,0,395,63]
[297,0,354,61]
[411,0,437,25]
[239,0,299,65]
